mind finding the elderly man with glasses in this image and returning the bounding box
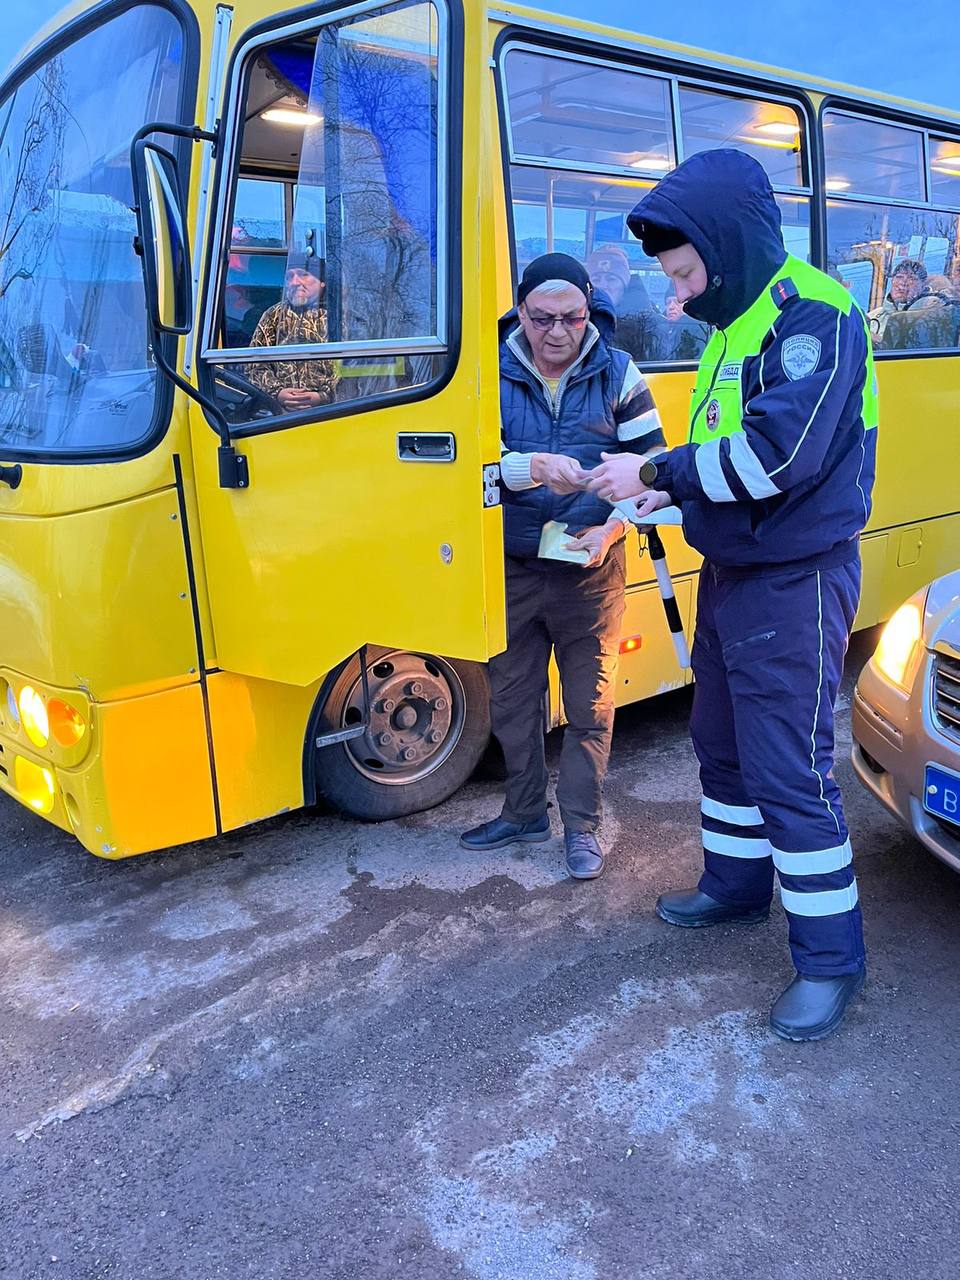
[460,253,665,880]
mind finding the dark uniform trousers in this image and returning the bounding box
[690,557,866,976]
[489,541,626,833]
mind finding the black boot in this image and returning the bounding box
[655,887,770,928]
[459,814,550,851]
[769,968,866,1041]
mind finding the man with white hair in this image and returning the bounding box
[460,254,664,880]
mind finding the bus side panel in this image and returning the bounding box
[616,577,694,703]
[206,670,318,833]
[62,684,216,857]
[872,358,958,530]
[858,513,960,628]
[0,488,199,700]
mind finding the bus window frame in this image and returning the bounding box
[0,0,200,467]
[822,106,929,203]
[501,43,679,182]
[494,30,817,373]
[501,41,815,193]
[819,95,960,363]
[928,133,960,210]
[196,0,464,442]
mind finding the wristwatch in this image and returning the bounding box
[638,459,658,486]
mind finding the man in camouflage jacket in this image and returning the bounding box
[248,255,336,411]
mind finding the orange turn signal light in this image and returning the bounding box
[48,698,87,748]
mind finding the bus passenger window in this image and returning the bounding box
[502,48,812,366]
[678,87,805,188]
[824,112,925,203]
[205,0,447,425]
[827,205,960,352]
[505,48,674,174]
[930,137,960,207]
[824,114,960,353]
[509,165,711,365]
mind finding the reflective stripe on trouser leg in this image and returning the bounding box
[690,569,774,910]
[721,562,866,975]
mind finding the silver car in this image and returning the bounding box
[852,570,960,872]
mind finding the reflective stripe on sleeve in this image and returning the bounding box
[694,440,736,502]
[780,881,859,917]
[772,839,853,877]
[702,829,771,859]
[701,796,763,826]
[728,432,780,499]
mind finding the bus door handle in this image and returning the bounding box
[397,432,456,462]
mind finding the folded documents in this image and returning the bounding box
[612,501,683,527]
[538,520,591,564]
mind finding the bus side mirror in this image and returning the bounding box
[131,140,193,335]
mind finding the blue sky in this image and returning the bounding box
[3,0,959,114]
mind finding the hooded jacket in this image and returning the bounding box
[627,149,877,570]
[498,290,664,559]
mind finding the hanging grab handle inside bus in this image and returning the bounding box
[130,123,248,490]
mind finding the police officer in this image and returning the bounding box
[588,149,877,1041]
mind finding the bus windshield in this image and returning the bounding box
[0,4,185,458]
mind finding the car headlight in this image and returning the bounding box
[873,601,923,690]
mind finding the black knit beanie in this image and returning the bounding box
[285,250,323,280]
[517,253,591,306]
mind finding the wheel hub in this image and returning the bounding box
[342,653,465,783]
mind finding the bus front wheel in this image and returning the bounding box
[312,648,491,821]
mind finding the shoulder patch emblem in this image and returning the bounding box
[781,333,822,381]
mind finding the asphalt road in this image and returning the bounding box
[2,629,959,1280]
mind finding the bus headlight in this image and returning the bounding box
[3,680,19,730]
[14,756,56,813]
[873,601,923,690]
[19,686,49,748]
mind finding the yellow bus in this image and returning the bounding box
[1,0,959,858]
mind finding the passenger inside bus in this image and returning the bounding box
[245,255,336,412]
[208,13,445,423]
[868,258,960,348]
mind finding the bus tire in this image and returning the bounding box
[312,648,491,821]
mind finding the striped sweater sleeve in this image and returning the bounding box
[615,361,666,455]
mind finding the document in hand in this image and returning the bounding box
[537,520,591,564]
[611,501,683,527]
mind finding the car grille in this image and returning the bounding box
[933,652,960,743]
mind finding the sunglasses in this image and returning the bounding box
[526,312,589,332]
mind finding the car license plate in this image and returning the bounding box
[924,763,960,827]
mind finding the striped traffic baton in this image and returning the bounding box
[645,526,691,670]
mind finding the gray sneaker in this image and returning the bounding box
[564,829,604,880]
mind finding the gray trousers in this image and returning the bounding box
[489,543,626,833]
